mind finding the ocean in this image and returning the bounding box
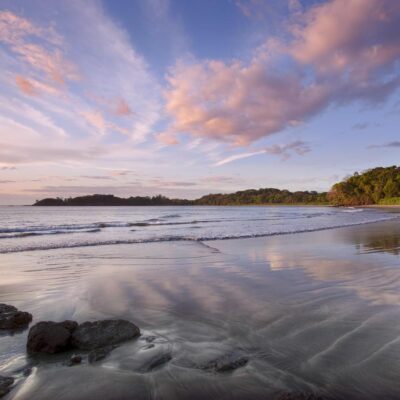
[0,205,398,254]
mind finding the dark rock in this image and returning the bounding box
[204,352,249,372]
[71,319,140,350]
[0,304,32,330]
[276,393,325,400]
[70,354,82,364]
[88,345,116,363]
[0,376,14,398]
[66,354,82,366]
[27,320,78,354]
[139,353,172,372]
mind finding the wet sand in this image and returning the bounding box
[1,220,400,399]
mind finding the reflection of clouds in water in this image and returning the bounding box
[351,232,400,256]
[3,223,400,399]
[214,224,400,306]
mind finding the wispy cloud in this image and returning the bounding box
[352,122,369,130]
[368,141,400,149]
[80,175,116,181]
[214,141,310,166]
[0,1,162,167]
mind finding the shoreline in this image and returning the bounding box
[1,213,398,255]
[358,204,400,209]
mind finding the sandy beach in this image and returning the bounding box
[1,219,400,399]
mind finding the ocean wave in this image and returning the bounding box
[0,228,102,239]
[0,213,341,235]
[0,221,135,234]
[162,214,182,219]
[1,215,398,254]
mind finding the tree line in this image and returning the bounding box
[328,166,400,206]
[33,166,400,207]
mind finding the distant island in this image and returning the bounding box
[34,166,400,207]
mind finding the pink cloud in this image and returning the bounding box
[12,43,79,85]
[114,98,133,116]
[14,74,61,97]
[164,0,400,145]
[81,110,106,134]
[165,60,329,145]
[289,0,400,79]
[157,132,179,145]
[15,75,36,96]
[0,11,45,44]
[0,11,79,88]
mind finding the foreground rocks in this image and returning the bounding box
[71,320,140,350]
[27,321,77,354]
[0,304,32,330]
[27,319,140,354]
[0,376,14,397]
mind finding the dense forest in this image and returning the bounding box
[194,188,328,205]
[34,189,328,206]
[328,166,400,206]
[33,194,191,206]
[33,166,400,207]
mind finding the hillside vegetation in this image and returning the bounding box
[34,189,328,206]
[194,188,328,205]
[328,166,400,206]
[33,194,191,206]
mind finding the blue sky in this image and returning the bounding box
[0,0,399,204]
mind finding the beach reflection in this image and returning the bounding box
[1,221,400,399]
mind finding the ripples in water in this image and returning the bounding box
[1,221,400,399]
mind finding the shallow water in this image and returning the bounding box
[0,205,398,253]
[1,217,400,399]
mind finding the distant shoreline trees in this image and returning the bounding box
[33,166,400,207]
[328,166,400,206]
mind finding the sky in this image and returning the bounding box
[0,0,399,205]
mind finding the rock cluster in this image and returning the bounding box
[0,304,32,330]
[0,376,14,397]
[27,319,140,354]
[71,320,140,350]
[27,320,77,354]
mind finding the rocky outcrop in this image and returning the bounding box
[27,319,140,354]
[0,376,14,398]
[27,320,78,354]
[71,320,140,350]
[0,304,32,330]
